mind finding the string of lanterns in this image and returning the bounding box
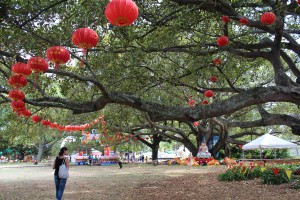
[7,0,139,121]
[192,10,279,127]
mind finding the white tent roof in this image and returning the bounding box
[242,133,298,150]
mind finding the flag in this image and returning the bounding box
[285,170,292,180]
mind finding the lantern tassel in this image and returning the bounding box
[54,63,60,70]
[82,48,87,54]
[80,58,85,68]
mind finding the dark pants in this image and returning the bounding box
[118,161,122,168]
[54,175,67,200]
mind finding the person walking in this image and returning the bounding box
[53,147,69,200]
[187,153,193,170]
[118,153,123,169]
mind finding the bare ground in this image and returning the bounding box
[0,163,299,200]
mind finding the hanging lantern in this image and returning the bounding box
[46,46,70,69]
[11,100,25,111]
[11,63,32,77]
[41,119,51,126]
[217,36,228,47]
[8,90,25,101]
[193,121,199,127]
[72,28,99,54]
[105,0,139,26]
[298,0,300,5]
[189,98,195,107]
[32,115,42,123]
[20,109,32,117]
[210,76,218,82]
[204,90,214,98]
[213,58,221,66]
[8,74,28,88]
[28,57,49,86]
[239,17,249,25]
[50,122,58,129]
[260,12,276,25]
[221,15,230,23]
[202,100,209,105]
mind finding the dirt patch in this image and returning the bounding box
[0,163,299,200]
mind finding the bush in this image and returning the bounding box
[261,168,290,185]
[290,176,300,189]
[218,168,246,181]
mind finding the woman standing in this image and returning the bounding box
[53,147,69,200]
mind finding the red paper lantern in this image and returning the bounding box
[8,74,28,88]
[8,90,25,101]
[50,122,58,129]
[11,100,25,111]
[298,0,300,5]
[202,100,209,105]
[20,109,32,117]
[28,57,49,86]
[105,0,139,26]
[193,121,199,127]
[204,90,214,98]
[221,15,230,23]
[213,58,221,66]
[210,76,218,82]
[32,115,42,123]
[239,18,249,25]
[189,99,195,107]
[41,120,51,126]
[28,57,49,73]
[260,12,276,25]
[217,36,228,47]
[46,46,70,69]
[72,28,99,53]
[11,63,32,77]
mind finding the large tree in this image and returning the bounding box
[0,0,299,148]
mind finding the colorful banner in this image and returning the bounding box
[285,170,292,180]
[273,168,279,176]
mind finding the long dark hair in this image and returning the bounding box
[59,147,68,156]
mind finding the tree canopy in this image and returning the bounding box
[1,0,300,154]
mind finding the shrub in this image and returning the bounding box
[261,168,290,185]
[218,168,246,181]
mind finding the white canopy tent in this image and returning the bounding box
[242,133,298,158]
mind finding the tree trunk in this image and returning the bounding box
[152,144,159,161]
[182,140,198,156]
[37,143,44,162]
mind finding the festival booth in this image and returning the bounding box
[74,150,89,165]
[99,146,119,166]
[241,133,299,166]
